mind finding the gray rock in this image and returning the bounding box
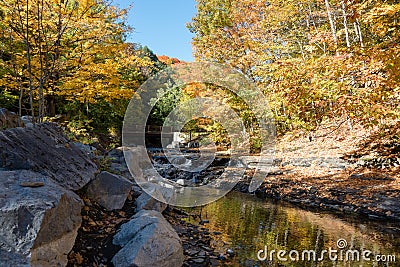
[108,146,153,181]
[20,116,33,128]
[123,146,153,180]
[131,184,143,197]
[0,249,29,267]
[73,142,96,157]
[112,210,184,267]
[135,191,167,213]
[109,163,132,180]
[0,123,97,190]
[176,179,187,186]
[135,184,176,212]
[86,171,133,211]
[109,162,128,173]
[0,170,83,267]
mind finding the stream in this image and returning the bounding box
[183,191,399,267]
[151,151,399,267]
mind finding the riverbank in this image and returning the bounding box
[67,192,227,267]
[66,146,228,267]
[235,122,400,223]
[235,167,400,223]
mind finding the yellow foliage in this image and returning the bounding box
[0,0,153,115]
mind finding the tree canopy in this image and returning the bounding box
[0,0,154,121]
[189,0,400,132]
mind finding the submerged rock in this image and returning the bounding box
[86,171,133,211]
[112,210,184,267]
[0,170,83,267]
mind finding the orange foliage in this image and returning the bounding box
[157,55,184,65]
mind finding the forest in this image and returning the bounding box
[0,0,166,145]
[189,0,399,132]
[0,0,399,148]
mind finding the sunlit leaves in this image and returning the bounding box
[190,0,400,132]
[0,0,154,117]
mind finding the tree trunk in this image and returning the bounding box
[308,2,326,54]
[9,30,24,125]
[25,0,35,120]
[45,94,56,117]
[341,0,351,48]
[324,0,338,49]
[37,0,45,122]
[44,0,64,117]
[12,58,24,126]
[353,22,360,43]
[356,18,364,48]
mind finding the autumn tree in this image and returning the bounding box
[0,0,153,123]
[189,0,399,133]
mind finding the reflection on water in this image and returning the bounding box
[184,192,399,267]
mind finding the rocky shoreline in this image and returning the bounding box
[0,124,188,267]
[1,122,398,266]
[163,208,231,267]
[234,169,400,224]
[233,132,400,224]
[102,146,228,267]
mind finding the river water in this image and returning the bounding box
[150,151,399,266]
[183,191,399,267]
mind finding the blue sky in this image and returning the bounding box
[115,0,196,62]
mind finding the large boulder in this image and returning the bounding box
[86,171,133,211]
[0,123,97,190]
[0,170,83,266]
[112,210,184,267]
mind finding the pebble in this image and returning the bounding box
[192,257,205,263]
[218,254,227,261]
[201,245,213,251]
[227,248,235,257]
[198,251,206,257]
[349,173,363,179]
[186,249,199,256]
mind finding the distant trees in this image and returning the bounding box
[189,0,400,132]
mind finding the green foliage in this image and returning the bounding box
[65,117,95,145]
[149,85,183,126]
[0,90,18,110]
[204,121,230,148]
[59,98,131,146]
[98,156,113,172]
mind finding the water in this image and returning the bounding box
[184,191,399,267]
